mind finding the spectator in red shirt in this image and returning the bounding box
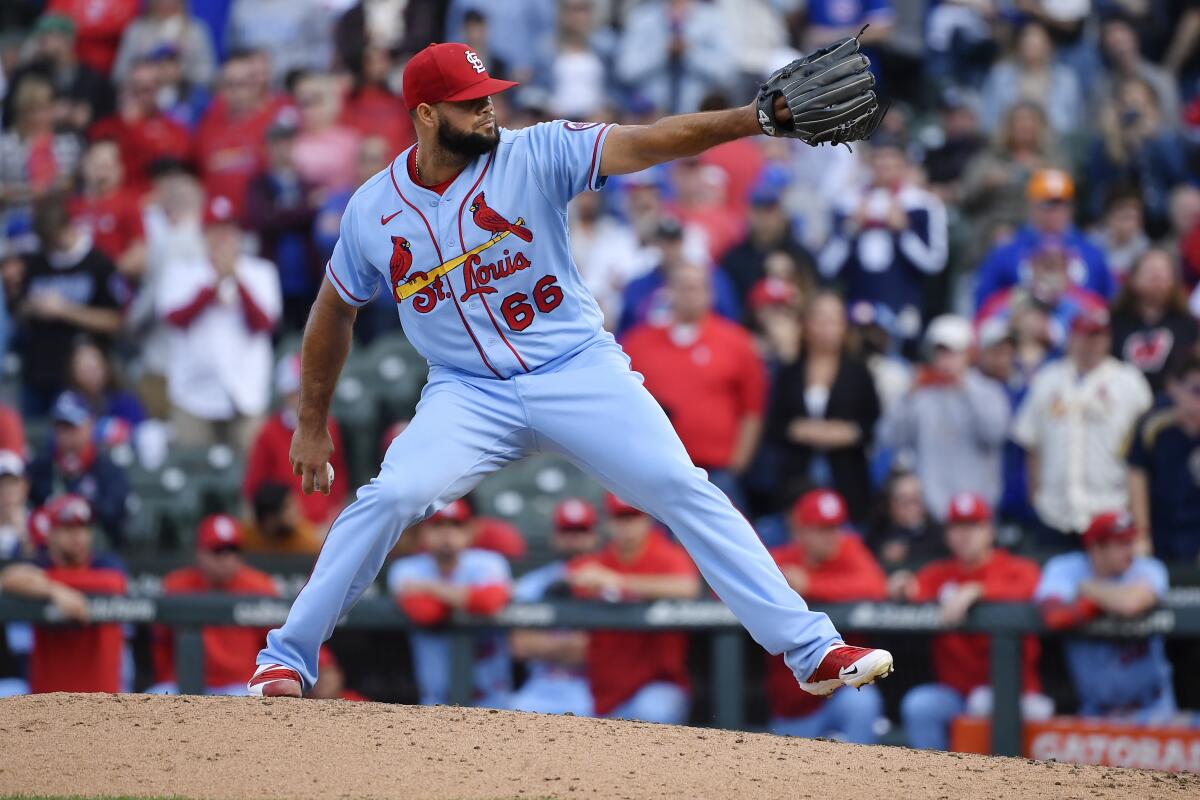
[340,44,414,156]
[5,495,127,693]
[243,353,347,533]
[69,138,146,277]
[150,514,279,695]
[623,261,767,508]
[291,72,361,197]
[766,489,887,742]
[892,493,1050,750]
[89,59,192,190]
[45,0,140,75]
[194,50,287,219]
[567,494,700,723]
[308,646,368,701]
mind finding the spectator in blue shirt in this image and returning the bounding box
[974,169,1114,311]
[1036,512,1179,724]
[801,0,895,52]
[616,217,739,337]
[1127,355,1200,561]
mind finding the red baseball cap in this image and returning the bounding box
[792,489,848,528]
[604,493,643,518]
[203,194,239,228]
[402,42,518,110]
[28,506,52,549]
[1071,307,1111,336]
[197,513,242,551]
[1082,511,1138,548]
[429,498,472,524]
[553,498,597,532]
[318,645,340,672]
[45,494,92,528]
[945,492,992,525]
[748,277,797,311]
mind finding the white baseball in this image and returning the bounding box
[325,463,335,488]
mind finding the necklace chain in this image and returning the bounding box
[414,145,421,182]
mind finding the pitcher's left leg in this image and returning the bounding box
[520,359,843,682]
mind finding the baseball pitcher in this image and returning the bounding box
[249,38,894,700]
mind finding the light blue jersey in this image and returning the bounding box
[258,121,843,696]
[387,549,512,706]
[327,121,615,378]
[1035,553,1174,719]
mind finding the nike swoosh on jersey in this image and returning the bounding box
[380,210,403,225]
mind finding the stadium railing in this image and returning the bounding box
[2,594,1199,756]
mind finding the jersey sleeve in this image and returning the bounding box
[325,196,381,307]
[1033,554,1084,603]
[386,556,427,594]
[524,120,616,207]
[463,551,512,587]
[1129,558,1169,599]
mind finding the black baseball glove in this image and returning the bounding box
[755,29,886,147]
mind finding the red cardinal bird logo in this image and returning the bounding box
[470,192,533,242]
[389,236,413,286]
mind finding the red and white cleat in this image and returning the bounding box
[247,663,303,698]
[798,644,894,696]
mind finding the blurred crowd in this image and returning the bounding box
[0,0,1199,750]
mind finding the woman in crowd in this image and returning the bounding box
[765,291,880,523]
[1110,247,1198,395]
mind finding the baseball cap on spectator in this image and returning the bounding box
[1027,169,1075,203]
[945,492,992,525]
[748,277,797,311]
[401,42,518,109]
[204,195,240,228]
[33,14,75,37]
[28,506,52,549]
[605,493,642,518]
[429,499,472,524]
[1081,511,1138,548]
[554,498,598,532]
[51,391,92,427]
[792,489,848,528]
[268,108,300,140]
[146,42,181,62]
[655,217,684,241]
[1071,307,1111,336]
[197,514,243,551]
[275,352,302,396]
[45,494,92,528]
[749,167,789,207]
[977,317,1014,350]
[925,314,974,352]
[0,450,25,479]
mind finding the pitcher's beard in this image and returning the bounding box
[437,117,498,159]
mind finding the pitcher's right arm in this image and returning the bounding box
[291,279,357,495]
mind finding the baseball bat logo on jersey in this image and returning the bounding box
[390,198,536,313]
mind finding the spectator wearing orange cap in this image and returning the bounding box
[1035,511,1179,723]
[893,493,1049,750]
[623,260,767,508]
[243,353,348,535]
[157,194,281,451]
[764,489,886,743]
[567,494,699,724]
[308,646,368,701]
[4,495,128,693]
[1013,308,1153,549]
[508,498,599,716]
[386,500,513,707]
[150,514,279,695]
[974,169,1114,312]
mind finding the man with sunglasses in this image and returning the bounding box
[1128,354,1200,560]
[151,514,278,695]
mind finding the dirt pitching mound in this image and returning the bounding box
[0,694,1195,800]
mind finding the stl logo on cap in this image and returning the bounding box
[793,489,848,528]
[465,49,485,73]
[554,498,597,531]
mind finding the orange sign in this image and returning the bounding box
[951,718,1200,772]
